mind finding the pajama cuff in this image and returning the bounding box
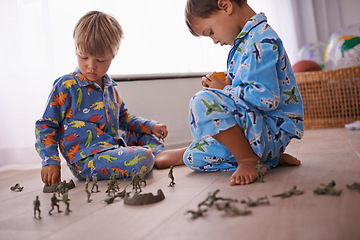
[195,117,238,142]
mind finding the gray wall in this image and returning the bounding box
[117,77,203,149]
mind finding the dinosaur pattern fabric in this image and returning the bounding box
[183,13,304,171]
[35,68,164,180]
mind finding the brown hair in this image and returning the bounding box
[73,11,123,57]
[185,0,246,36]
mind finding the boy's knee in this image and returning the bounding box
[183,148,192,167]
[191,89,216,104]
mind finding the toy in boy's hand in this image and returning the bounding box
[158,130,165,142]
[211,72,226,81]
[43,179,75,193]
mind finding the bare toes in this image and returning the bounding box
[229,177,236,186]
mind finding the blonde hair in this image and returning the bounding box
[73,11,123,58]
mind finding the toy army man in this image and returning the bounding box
[168,166,175,187]
[85,178,92,203]
[91,173,100,193]
[49,193,62,215]
[33,196,41,219]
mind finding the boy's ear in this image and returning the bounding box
[217,0,233,14]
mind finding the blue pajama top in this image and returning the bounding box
[224,13,304,139]
[35,68,157,168]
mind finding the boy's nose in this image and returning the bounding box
[212,38,219,45]
[88,60,97,70]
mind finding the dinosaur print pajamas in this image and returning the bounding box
[35,69,164,180]
[183,13,304,172]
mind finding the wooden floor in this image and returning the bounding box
[1,128,359,240]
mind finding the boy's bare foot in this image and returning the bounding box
[278,153,301,166]
[229,158,265,186]
[154,147,187,169]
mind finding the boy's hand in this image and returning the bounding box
[41,164,61,186]
[202,73,231,90]
[152,123,168,141]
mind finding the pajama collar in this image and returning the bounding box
[71,68,117,88]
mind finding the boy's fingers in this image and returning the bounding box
[54,175,60,186]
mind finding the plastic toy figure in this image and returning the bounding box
[216,202,252,216]
[347,182,360,192]
[198,189,238,208]
[104,195,117,204]
[10,183,24,192]
[106,173,120,196]
[140,172,147,186]
[124,189,165,205]
[168,166,175,187]
[49,193,62,215]
[62,190,71,215]
[255,160,265,182]
[186,207,207,219]
[104,188,128,204]
[241,195,269,207]
[272,186,304,198]
[91,173,100,193]
[85,178,92,203]
[131,169,142,193]
[33,196,41,219]
[57,180,69,197]
[314,180,342,196]
[158,130,165,142]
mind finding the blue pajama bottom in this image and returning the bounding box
[68,131,165,181]
[183,89,291,172]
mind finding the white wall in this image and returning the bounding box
[116,78,202,149]
[339,0,360,27]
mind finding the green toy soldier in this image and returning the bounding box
[272,186,304,198]
[168,166,175,187]
[91,173,100,193]
[49,193,62,215]
[186,207,207,219]
[62,190,71,215]
[241,195,269,207]
[198,189,238,208]
[85,178,92,203]
[314,180,342,196]
[10,183,24,192]
[106,173,120,196]
[347,182,360,192]
[255,160,265,183]
[33,196,41,219]
[131,169,142,193]
[216,202,252,216]
[140,172,147,186]
[56,180,68,197]
[104,188,128,204]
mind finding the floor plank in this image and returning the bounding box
[0,128,359,240]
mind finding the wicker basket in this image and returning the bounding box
[295,65,360,129]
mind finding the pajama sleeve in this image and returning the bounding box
[224,39,281,112]
[35,78,71,167]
